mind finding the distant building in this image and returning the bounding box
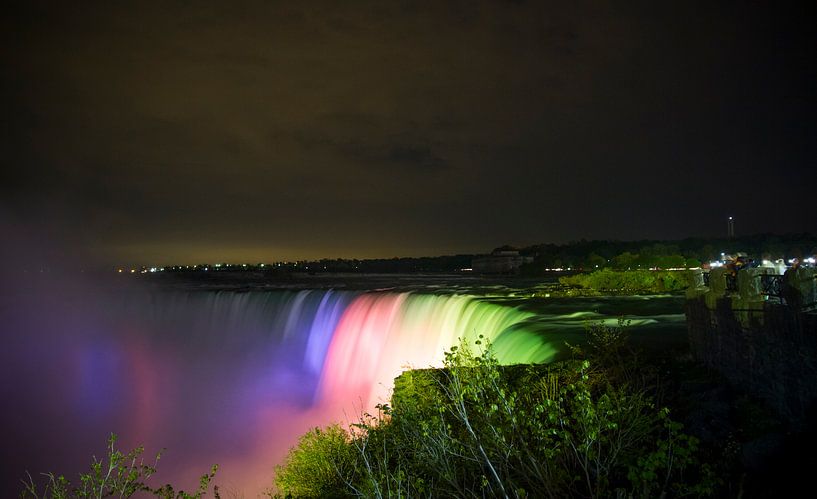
[471,248,533,274]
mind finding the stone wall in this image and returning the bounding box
[685,267,817,425]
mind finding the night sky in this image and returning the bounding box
[2,1,815,265]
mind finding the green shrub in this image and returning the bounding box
[275,337,716,498]
[274,425,357,498]
[560,269,694,293]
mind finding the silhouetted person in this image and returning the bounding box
[783,260,803,309]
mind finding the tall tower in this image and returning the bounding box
[727,216,735,238]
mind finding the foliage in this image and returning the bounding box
[274,335,716,498]
[569,318,631,370]
[20,434,219,499]
[559,269,694,293]
[273,425,358,498]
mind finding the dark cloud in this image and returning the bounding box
[388,145,446,169]
[1,0,815,265]
[288,126,447,171]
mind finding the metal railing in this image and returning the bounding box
[760,274,785,299]
[698,270,816,311]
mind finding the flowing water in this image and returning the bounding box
[0,274,686,496]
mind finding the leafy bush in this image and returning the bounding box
[560,269,694,293]
[20,434,219,499]
[274,425,357,498]
[275,336,716,498]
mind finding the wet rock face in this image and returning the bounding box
[741,433,787,471]
[682,383,733,443]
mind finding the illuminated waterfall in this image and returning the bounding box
[1,287,565,494]
[1,283,687,493]
[317,292,554,409]
[134,289,549,409]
